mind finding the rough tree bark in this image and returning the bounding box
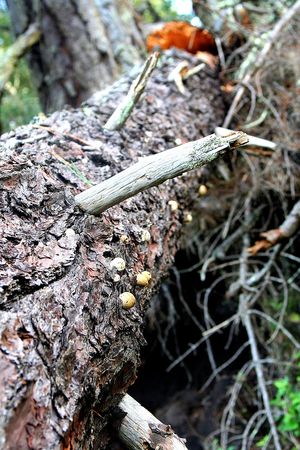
[6,0,144,112]
[0,51,225,449]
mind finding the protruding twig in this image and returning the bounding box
[248,200,300,255]
[104,52,160,131]
[118,394,188,450]
[75,131,248,215]
[0,23,40,96]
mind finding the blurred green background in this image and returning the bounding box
[0,9,40,131]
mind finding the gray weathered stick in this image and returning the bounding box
[118,394,188,450]
[104,52,160,131]
[280,200,300,238]
[75,131,248,215]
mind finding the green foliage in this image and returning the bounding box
[257,434,270,447]
[132,0,191,23]
[0,10,40,132]
[272,362,300,437]
[256,354,300,448]
[211,439,235,450]
[0,9,10,46]
[266,292,300,341]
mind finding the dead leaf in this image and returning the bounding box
[248,228,284,255]
[244,147,273,157]
[235,5,252,28]
[247,239,272,256]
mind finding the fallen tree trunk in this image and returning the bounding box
[0,51,226,449]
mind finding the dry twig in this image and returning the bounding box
[75,132,248,215]
[104,52,159,131]
[33,124,102,149]
[248,200,300,255]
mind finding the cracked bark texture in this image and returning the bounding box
[6,0,144,112]
[0,51,225,449]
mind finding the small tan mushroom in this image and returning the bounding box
[120,234,130,244]
[136,271,152,287]
[198,184,208,196]
[183,212,193,223]
[120,292,136,310]
[110,257,126,271]
[141,229,151,242]
[168,200,179,212]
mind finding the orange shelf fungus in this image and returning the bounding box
[146,21,216,55]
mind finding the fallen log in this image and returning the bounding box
[0,51,227,449]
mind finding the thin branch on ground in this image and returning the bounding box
[216,126,277,150]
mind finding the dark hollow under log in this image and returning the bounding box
[0,51,225,449]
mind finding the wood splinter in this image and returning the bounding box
[75,131,248,215]
[216,126,277,150]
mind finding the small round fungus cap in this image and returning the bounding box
[120,292,136,309]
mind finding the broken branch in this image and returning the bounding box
[248,200,300,255]
[104,52,160,131]
[118,394,188,450]
[75,131,248,215]
[168,61,205,94]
